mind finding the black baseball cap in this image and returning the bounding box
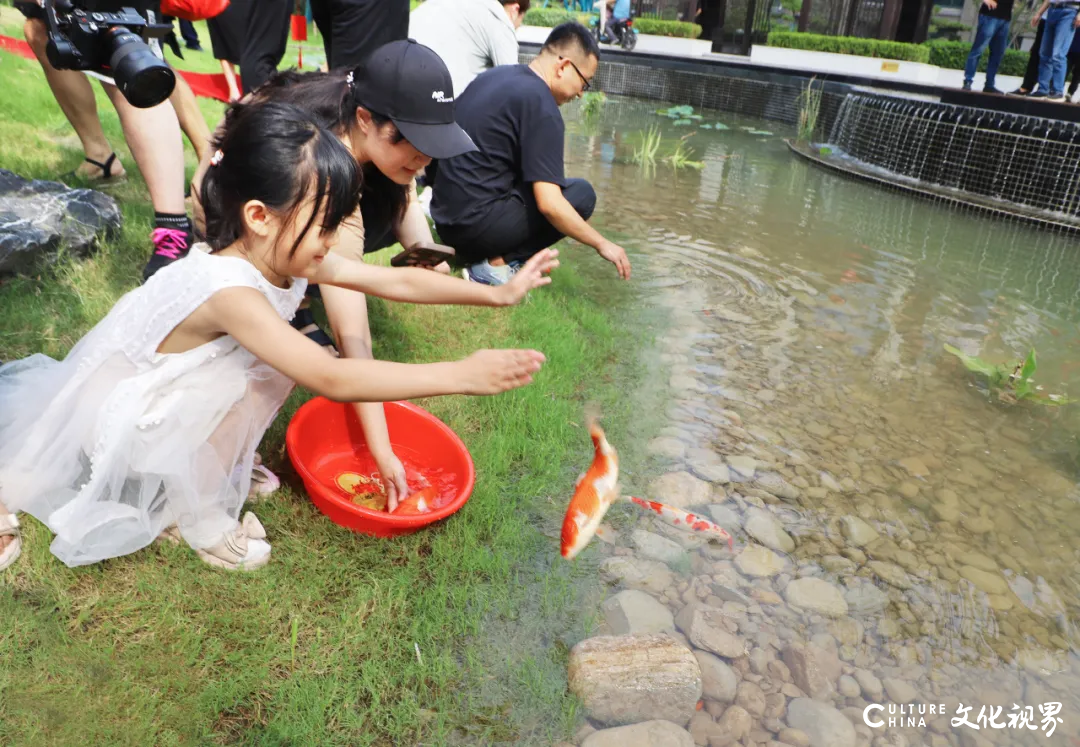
[350,40,477,160]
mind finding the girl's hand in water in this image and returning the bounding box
[372,448,409,512]
[458,350,546,394]
[495,249,560,306]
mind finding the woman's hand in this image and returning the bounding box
[372,448,409,512]
[494,249,560,306]
[457,350,546,394]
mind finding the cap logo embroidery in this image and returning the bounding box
[431,90,454,103]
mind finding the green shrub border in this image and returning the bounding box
[766,31,1029,75]
[766,31,931,63]
[522,8,702,38]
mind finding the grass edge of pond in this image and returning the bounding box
[0,46,670,746]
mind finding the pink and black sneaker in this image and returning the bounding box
[142,226,193,282]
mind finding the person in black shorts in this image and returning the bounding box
[238,0,291,95]
[431,22,631,285]
[309,0,409,71]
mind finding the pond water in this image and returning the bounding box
[559,95,1080,746]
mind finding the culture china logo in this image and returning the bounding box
[863,702,1065,738]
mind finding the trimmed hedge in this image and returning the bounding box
[925,39,1028,76]
[766,31,931,63]
[765,32,1030,76]
[632,18,703,38]
[522,8,702,38]
[522,8,590,27]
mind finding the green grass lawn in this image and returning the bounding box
[0,41,661,746]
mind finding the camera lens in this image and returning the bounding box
[104,28,175,108]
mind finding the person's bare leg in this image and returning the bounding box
[23,18,126,180]
[0,497,14,554]
[103,84,186,214]
[169,72,211,162]
[221,60,242,102]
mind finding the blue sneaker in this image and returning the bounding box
[463,260,518,286]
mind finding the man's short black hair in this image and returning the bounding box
[503,0,532,11]
[542,21,601,60]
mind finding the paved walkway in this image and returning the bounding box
[517,25,1031,99]
[518,24,714,57]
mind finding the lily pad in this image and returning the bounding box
[713,123,730,130]
[700,124,713,130]
[657,104,695,118]
[748,130,774,136]
[673,119,693,126]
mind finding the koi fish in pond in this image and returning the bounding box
[561,418,619,560]
[560,417,733,560]
[625,496,733,549]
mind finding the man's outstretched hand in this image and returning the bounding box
[597,240,632,280]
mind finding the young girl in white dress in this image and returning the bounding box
[0,101,557,573]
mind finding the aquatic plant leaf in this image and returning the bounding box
[712,123,729,130]
[819,146,833,155]
[749,130,774,136]
[688,114,704,120]
[944,344,1002,378]
[700,124,713,130]
[1019,348,1037,384]
[673,119,692,126]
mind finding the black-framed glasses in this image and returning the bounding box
[559,56,591,91]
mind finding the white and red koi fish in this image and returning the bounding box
[561,418,734,559]
[561,417,620,560]
[625,496,733,549]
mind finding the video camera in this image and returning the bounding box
[28,0,176,108]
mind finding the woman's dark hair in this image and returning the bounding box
[200,101,362,262]
[257,68,410,228]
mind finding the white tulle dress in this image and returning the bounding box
[0,243,306,567]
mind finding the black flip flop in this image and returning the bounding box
[61,153,126,185]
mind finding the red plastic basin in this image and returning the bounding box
[285,397,476,538]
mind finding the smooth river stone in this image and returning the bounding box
[960,565,1008,595]
[602,590,676,635]
[868,561,913,589]
[675,603,747,659]
[785,699,856,747]
[735,545,787,578]
[650,471,714,509]
[783,577,849,618]
[744,508,796,553]
[840,516,879,546]
[581,721,695,747]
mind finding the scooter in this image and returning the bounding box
[591,13,638,51]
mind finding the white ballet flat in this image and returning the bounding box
[0,513,22,572]
[248,464,280,501]
[194,512,271,572]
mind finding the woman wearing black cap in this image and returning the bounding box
[190,41,492,508]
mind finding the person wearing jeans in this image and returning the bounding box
[1030,0,1080,100]
[963,0,1014,93]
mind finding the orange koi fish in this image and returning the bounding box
[392,486,439,516]
[561,418,734,560]
[561,418,620,560]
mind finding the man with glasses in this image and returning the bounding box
[431,22,631,285]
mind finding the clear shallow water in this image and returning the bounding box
[561,96,1080,746]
